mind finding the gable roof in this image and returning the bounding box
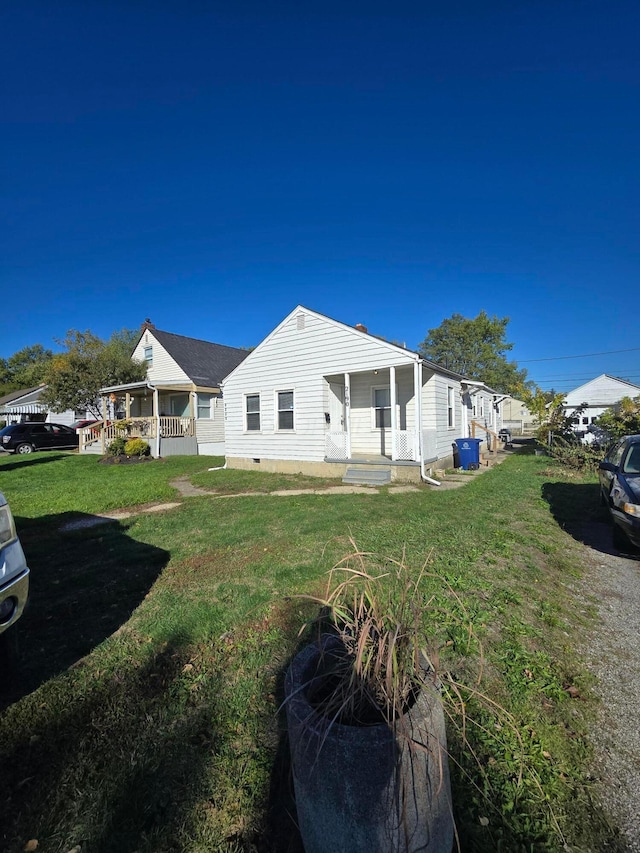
[147,329,249,387]
[222,305,468,385]
[0,386,42,407]
[564,373,640,405]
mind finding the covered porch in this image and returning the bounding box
[80,381,213,455]
[323,363,428,464]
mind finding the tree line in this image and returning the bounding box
[0,329,147,418]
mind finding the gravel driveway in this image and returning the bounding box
[577,520,640,852]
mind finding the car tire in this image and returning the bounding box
[15,443,34,455]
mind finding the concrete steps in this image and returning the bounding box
[342,467,391,486]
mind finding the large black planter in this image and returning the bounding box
[285,637,454,853]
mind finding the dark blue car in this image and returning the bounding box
[598,435,640,550]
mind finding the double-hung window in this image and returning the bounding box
[277,390,294,430]
[447,387,455,428]
[144,345,153,365]
[246,394,260,431]
[373,387,391,429]
[197,393,212,419]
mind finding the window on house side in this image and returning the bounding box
[246,394,260,431]
[447,387,455,428]
[144,346,153,365]
[197,393,212,419]
[277,390,294,430]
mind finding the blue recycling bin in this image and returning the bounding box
[455,437,482,470]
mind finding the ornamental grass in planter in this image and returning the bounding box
[285,548,455,853]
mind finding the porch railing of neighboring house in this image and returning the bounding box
[159,416,195,437]
[79,416,195,453]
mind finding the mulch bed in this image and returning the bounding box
[99,455,155,465]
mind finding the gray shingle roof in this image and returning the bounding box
[150,330,249,387]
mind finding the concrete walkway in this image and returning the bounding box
[59,452,511,532]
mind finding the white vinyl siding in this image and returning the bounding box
[224,310,421,463]
[131,332,190,384]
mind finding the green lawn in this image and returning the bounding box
[0,450,621,852]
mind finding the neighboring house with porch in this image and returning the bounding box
[81,323,248,456]
[564,374,640,432]
[221,306,503,484]
[0,385,85,426]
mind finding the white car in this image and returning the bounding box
[0,491,29,637]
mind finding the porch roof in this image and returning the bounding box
[99,380,220,395]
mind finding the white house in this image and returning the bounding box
[0,385,88,427]
[81,322,248,456]
[564,374,640,431]
[221,306,503,483]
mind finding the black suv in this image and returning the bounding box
[0,423,79,454]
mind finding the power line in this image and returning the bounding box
[520,347,640,363]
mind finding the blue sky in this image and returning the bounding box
[2,1,638,391]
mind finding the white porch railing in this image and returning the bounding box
[325,431,349,459]
[159,416,195,437]
[80,416,195,453]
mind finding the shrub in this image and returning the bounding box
[547,436,602,471]
[124,438,150,457]
[107,435,127,456]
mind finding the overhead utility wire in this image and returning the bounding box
[520,346,640,364]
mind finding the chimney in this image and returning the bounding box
[355,323,368,334]
[141,318,156,331]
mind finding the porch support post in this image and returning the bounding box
[101,396,107,454]
[344,373,351,459]
[389,365,397,461]
[154,387,160,457]
[125,392,131,419]
[414,361,421,462]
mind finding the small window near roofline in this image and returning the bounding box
[144,346,153,365]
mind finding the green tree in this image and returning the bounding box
[41,330,146,418]
[418,311,529,394]
[595,396,640,440]
[0,344,54,396]
[521,387,581,446]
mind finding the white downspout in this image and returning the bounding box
[416,360,441,486]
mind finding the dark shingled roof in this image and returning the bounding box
[150,330,249,387]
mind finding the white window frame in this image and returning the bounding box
[447,386,455,429]
[371,385,392,429]
[245,393,261,432]
[275,389,295,431]
[197,393,212,419]
[144,345,153,365]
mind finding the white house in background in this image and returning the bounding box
[0,385,87,426]
[221,306,503,483]
[564,374,640,431]
[81,322,248,456]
